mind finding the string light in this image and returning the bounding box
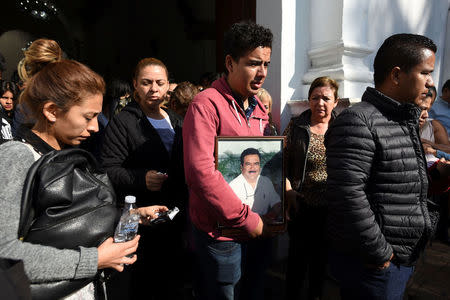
[17,0,58,20]
[21,41,33,51]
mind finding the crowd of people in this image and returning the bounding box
[0,20,449,300]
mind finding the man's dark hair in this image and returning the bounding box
[0,80,19,99]
[373,34,437,86]
[442,79,450,92]
[240,148,261,165]
[107,78,132,100]
[223,21,273,72]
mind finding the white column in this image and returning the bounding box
[439,7,450,88]
[302,0,374,99]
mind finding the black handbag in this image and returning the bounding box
[18,148,119,300]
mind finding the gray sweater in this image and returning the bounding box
[0,141,98,283]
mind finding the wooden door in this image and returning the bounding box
[215,0,256,72]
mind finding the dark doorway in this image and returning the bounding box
[215,0,256,73]
[1,0,256,85]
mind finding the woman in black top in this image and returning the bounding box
[0,80,19,143]
[100,58,188,300]
[0,38,165,300]
[284,76,339,300]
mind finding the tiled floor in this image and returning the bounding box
[404,239,450,300]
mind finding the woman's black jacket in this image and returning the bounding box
[99,101,187,211]
[284,109,336,193]
[325,87,438,266]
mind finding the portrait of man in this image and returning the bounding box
[229,148,281,222]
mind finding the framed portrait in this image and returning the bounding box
[215,136,286,232]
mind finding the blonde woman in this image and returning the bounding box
[0,39,165,299]
[257,88,277,135]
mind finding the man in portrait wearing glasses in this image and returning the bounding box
[229,147,281,219]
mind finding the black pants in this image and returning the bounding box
[436,192,449,241]
[286,204,328,300]
[106,221,186,300]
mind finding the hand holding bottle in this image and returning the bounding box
[97,236,139,272]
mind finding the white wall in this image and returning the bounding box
[367,0,450,90]
[257,0,310,132]
[439,7,450,89]
[256,0,282,130]
[259,0,450,131]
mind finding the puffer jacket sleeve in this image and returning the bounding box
[100,115,147,193]
[325,110,393,265]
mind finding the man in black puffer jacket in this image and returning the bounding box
[325,34,445,300]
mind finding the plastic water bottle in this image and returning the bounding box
[114,195,140,243]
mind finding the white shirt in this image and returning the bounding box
[420,119,439,167]
[1,117,12,140]
[229,174,280,215]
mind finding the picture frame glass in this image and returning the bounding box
[216,137,285,226]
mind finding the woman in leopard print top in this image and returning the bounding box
[284,76,339,300]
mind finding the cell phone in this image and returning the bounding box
[151,207,180,225]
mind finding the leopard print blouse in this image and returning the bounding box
[302,132,327,207]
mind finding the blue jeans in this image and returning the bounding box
[192,226,242,300]
[329,251,414,300]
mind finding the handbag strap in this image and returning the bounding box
[18,149,48,241]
